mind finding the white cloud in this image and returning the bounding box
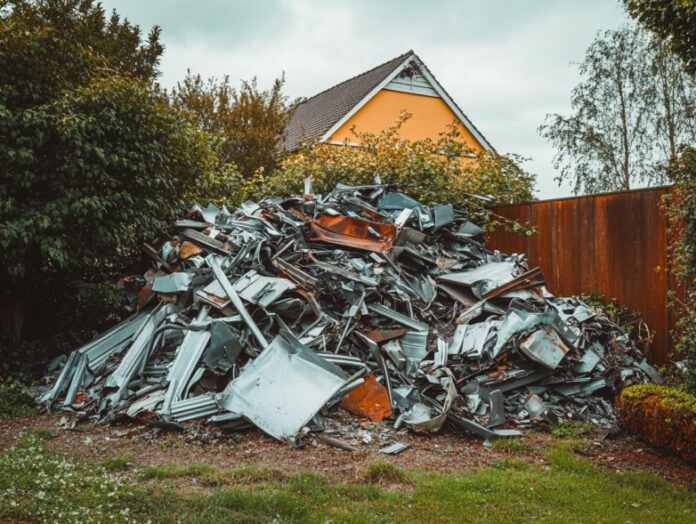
[100,0,631,198]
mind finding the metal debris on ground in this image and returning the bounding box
[37,183,660,447]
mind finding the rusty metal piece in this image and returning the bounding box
[341,373,392,422]
[180,228,234,255]
[179,240,204,259]
[519,327,569,369]
[482,267,546,300]
[362,328,409,343]
[310,213,397,253]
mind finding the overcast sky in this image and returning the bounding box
[100,0,630,199]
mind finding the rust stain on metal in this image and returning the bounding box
[488,187,671,365]
[180,240,204,259]
[310,213,397,253]
[362,328,410,343]
[340,372,392,422]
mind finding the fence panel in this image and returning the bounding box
[488,187,670,364]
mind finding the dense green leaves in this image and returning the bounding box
[260,113,535,220]
[171,72,291,179]
[0,1,215,342]
[624,0,696,76]
[0,0,162,108]
[665,145,696,391]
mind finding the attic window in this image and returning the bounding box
[398,63,422,79]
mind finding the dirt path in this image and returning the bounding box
[1,413,694,488]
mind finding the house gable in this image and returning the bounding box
[282,51,494,153]
[327,89,485,153]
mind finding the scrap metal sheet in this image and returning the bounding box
[219,334,348,442]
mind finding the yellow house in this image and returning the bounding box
[282,50,494,153]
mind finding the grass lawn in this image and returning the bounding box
[0,429,694,523]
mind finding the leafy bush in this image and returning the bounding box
[664,145,696,391]
[0,1,218,348]
[0,378,37,419]
[260,112,535,221]
[617,384,696,462]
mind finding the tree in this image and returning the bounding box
[0,0,163,107]
[623,0,696,76]
[539,25,696,194]
[0,1,215,340]
[650,37,696,162]
[171,72,291,179]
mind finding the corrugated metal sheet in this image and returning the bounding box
[487,186,673,365]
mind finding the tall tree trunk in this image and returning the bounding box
[617,68,632,190]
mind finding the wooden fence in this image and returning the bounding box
[487,186,673,365]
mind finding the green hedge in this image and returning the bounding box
[617,384,696,463]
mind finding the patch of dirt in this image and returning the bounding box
[1,414,694,488]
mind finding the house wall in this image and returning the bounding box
[327,89,486,152]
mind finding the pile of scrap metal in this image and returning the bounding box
[37,183,661,446]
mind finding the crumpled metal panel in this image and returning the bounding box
[438,261,519,298]
[519,327,569,370]
[233,270,295,307]
[340,372,392,422]
[310,213,397,253]
[104,304,177,407]
[152,272,194,293]
[218,334,348,443]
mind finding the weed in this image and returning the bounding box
[361,461,411,485]
[225,465,287,484]
[552,420,594,439]
[140,462,216,479]
[492,437,531,452]
[102,453,132,472]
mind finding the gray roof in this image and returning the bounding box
[281,51,413,152]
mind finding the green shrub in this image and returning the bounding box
[618,384,696,462]
[0,378,37,419]
[260,113,535,222]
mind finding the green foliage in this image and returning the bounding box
[0,0,162,108]
[624,0,696,76]
[618,384,696,462]
[172,71,291,180]
[0,378,36,419]
[102,453,132,472]
[492,437,531,453]
[539,24,696,194]
[261,112,535,221]
[0,1,218,347]
[551,420,595,440]
[664,145,696,391]
[580,293,644,336]
[0,74,216,337]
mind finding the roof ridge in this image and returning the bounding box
[295,50,414,107]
